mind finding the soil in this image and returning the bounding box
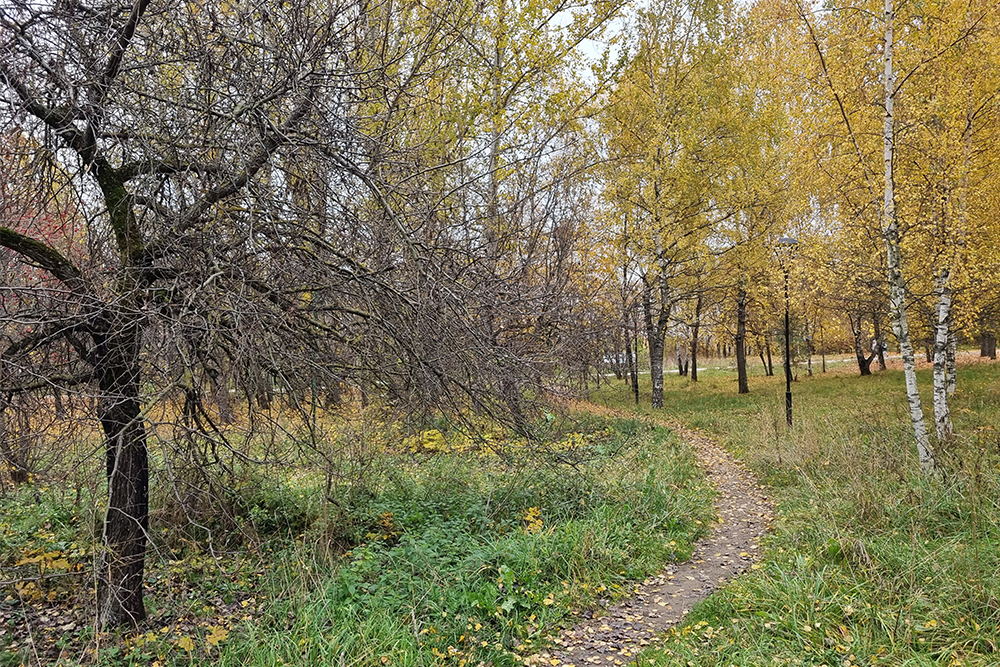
[527,414,774,667]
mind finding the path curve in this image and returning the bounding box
[527,410,774,667]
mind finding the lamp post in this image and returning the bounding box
[776,237,798,427]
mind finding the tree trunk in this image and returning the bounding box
[626,315,639,406]
[648,333,664,408]
[849,314,874,376]
[946,330,957,396]
[980,332,997,359]
[883,0,935,473]
[932,270,955,445]
[54,387,66,419]
[804,316,813,377]
[873,310,887,370]
[95,323,149,629]
[611,339,626,381]
[820,321,827,372]
[764,337,774,376]
[642,279,665,408]
[0,394,28,486]
[736,288,749,394]
[690,294,701,383]
[641,273,671,409]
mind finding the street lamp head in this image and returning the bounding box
[776,236,799,246]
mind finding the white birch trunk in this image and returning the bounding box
[882,0,936,473]
[932,269,954,445]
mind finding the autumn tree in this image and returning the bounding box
[601,0,745,408]
[1,0,618,627]
[789,0,998,471]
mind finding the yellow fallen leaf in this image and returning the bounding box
[14,554,45,566]
[176,635,195,652]
[206,626,228,647]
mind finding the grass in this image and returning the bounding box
[593,353,1000,666]
[7,353,999,666]
[1,413,714,666]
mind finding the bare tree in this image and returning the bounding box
[1,0,609,628]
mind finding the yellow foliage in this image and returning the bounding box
[404,429,448,453]
[522,506,543,534]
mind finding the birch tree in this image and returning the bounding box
[601,0,739,408]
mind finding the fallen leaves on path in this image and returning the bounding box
[525,406,774,667]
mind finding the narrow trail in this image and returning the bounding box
[527,409,774,667]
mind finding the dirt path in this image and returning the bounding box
[527,413,774,667]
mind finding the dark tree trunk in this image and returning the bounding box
[690,294,701,382]
[848,314,875,376]
[765,337,774,376]
[94,324,149,630]
[53,387,66,419]
[736,288,749,394]
[213,378,235,425]
[625,315,639,406]
[873,310,887,370]
[0,393,28,486]
[820,322,827,373]
[980,333,996,359]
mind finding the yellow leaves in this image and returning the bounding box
[14,553,45,566]
[175,635,195,652]
[365,512,401,542]
[14,580,43,601]
[523,507,544,534]
[14,550,72,570]
[542,593,555,606]
[206,625,228,646]
[403,428,475,454]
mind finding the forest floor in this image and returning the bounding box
[3,407,718,666]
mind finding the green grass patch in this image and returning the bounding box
[594,358,1000,666]
[1,414,714,667]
